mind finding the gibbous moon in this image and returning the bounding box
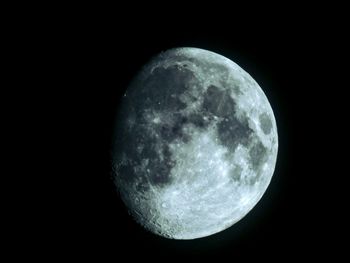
[112,47,278,239]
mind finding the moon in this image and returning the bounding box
[112,47,278,240]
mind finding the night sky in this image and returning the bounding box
[32,8,344,260]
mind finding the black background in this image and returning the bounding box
[29,7,346,260]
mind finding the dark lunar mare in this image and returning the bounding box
[200,84,269,182]
[111,49,277,240]
[113,57,269,192]
[113,64,204,190]
[259,112,273,134]
[249,140,268,171]
[201,85,253,151]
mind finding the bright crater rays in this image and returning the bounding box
[112,47,278,239]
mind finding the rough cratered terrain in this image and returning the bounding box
[112,47,278,239]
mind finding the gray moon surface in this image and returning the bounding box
[112,47,278,240]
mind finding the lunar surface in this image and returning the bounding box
[112,47,278,240]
